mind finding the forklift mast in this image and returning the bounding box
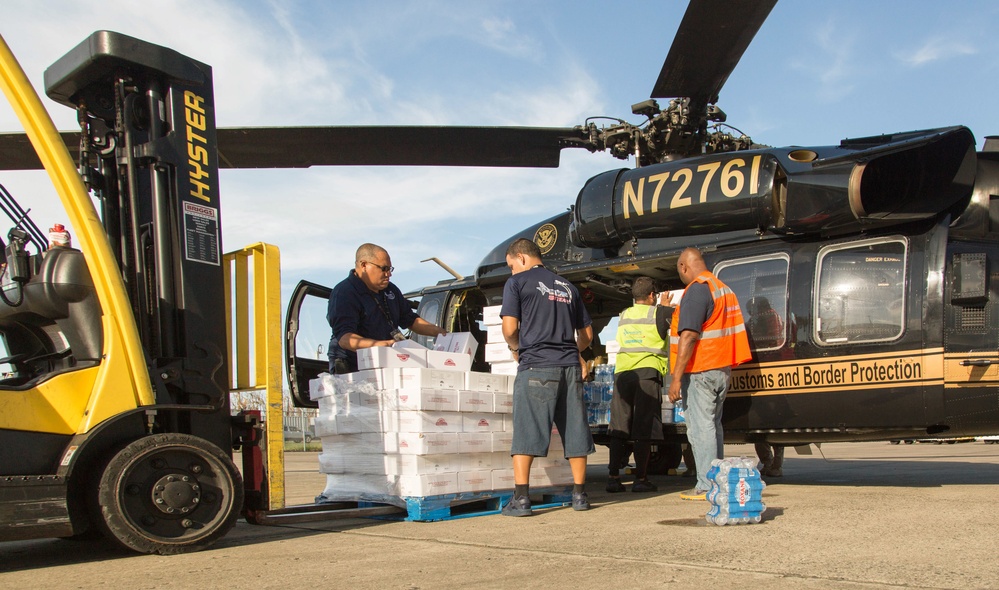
[44,32,231,451]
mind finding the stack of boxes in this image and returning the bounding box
[481,305,518,375]
[310,335,572,506]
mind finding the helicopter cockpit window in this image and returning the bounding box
[714,254,789,352]
[412,295,441,349]
[815,238,907,345]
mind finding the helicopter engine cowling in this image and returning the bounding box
[778,126,977,236]
[569,151,779,249]
[569,126,977,248]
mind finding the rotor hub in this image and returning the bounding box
[151,474,202,515]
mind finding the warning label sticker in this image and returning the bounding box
[183,201,220,266]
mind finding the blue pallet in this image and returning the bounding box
[360,487,573,522]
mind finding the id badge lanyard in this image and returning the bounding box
[371,292,407,342]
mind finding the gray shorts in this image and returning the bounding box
[510,365,596,458]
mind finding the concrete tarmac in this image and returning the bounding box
[2,441,998,589]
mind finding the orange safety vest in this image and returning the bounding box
[669,271,752,373]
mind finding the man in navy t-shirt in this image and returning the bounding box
[499,238,595,516]
[327,243,446,373]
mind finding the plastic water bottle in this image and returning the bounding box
[674,400,685,423]
[704,457,766,526]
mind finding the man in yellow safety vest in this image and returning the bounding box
[606,276,672,493]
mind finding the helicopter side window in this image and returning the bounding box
[715,254,790,353]
[815,238,906,345]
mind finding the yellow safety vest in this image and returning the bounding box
[615,304,668,375]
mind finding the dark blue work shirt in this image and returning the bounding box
[327,271,419,372]
[677,282,714,334]
[500,266,592,370]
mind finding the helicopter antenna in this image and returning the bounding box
[421,257,463,281]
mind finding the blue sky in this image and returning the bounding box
[2,0,998,351]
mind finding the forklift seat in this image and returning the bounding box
[0,247,102,383]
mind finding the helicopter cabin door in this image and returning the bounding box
[942,248,999,433]
[285,280,333,408]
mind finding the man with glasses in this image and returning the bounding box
[327,243,446,374]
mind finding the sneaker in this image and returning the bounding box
[763,467,783,478]
[571,491,590,511]
[631,479,658,493]
[605,478,625,493]
[501,495,533,517]
[680,468,695,478]
[679,488,707,501]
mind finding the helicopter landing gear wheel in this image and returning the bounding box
[646,441,683,475]
[96,433,243,555]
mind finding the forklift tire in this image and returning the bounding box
[646,441,683,475]
[96,433,244,555]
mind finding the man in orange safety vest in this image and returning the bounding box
[667,247,751,500]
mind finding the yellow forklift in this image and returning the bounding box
[0,31,405,555]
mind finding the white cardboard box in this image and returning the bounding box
[462,413,504,433]
[397,473,459,496]
[434,332,479,358]
[458,390,494,413]
[394,388,460,412]
[482,305,503,326]
[484,342,515,363]
[491,431,514,453]
[396,410,463,433]
[486,324,505,343]
[490,361,518,376]
[324,411,466,435]
[458,432,493,454]
[358,346,427,370]
[351,368,399,390]
[529,465,574,487]
[387,454,460,475]
[309,374,332,401]
[319,452,460,475]
[493,392,513,414]
[394,432,460,455]
[425,350,472,372]
[457,470,494,493]
[398,367,466,391]
[350,388,459,413]
[534,454,569,468]
[491,468,516,490]
[460,452,507,471]
[465,371,512,393]
[319,432,393,454]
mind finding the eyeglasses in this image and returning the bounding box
[363,260,394,273]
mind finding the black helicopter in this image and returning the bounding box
[275,0,999,465]
[0,0,994,470]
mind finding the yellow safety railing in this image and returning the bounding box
[223,242,284,510]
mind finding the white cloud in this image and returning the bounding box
[788,19,860,102]
[477,16,544,61]
[895,35,977,67]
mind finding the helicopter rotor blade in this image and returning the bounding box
[0,126,590,170]
[215,126,588,169]
[651,0,777,105]
[0,131,79,170]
